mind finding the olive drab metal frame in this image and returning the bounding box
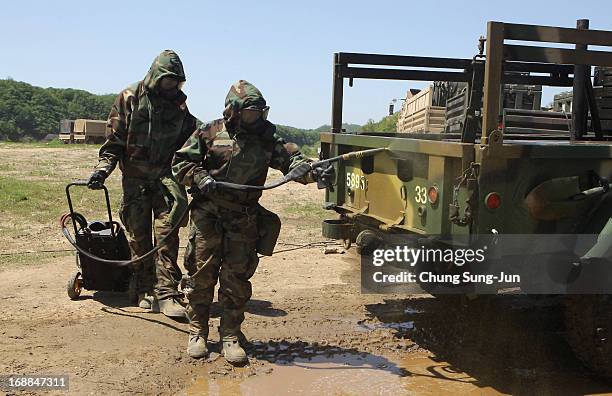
[330,20,612,144]
[323,19,612,241]
[331,54,575,143]
[481,21,612,143]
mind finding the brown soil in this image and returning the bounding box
[1,147,611,395]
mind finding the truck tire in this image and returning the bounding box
[565,295,612,378]
[355,230,382,255]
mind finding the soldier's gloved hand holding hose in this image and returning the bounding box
[311,163,335,190]
[87,170,108,190]
[197,175,217,194]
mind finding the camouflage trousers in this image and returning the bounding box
[184,199,259,338]
[119,177,183,299]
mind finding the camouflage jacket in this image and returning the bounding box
[95,50,198,180]
[172,118,314,204]
[172,80,314,204]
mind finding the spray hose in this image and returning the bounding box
[60,147,386,266]
[60,200,194,267]
[213,147,386,191]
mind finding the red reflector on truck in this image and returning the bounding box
[485,192,501,209]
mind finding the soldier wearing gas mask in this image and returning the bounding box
[172,80,333,364]
[88,50,199,319]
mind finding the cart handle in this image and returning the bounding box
[65,181,115,238]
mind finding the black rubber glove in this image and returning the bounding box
[197,175,216,195]
[312,163,335,190]
[87,170,107,190]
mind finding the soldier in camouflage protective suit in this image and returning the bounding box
[87,50,199,319]
[172,80,333,363]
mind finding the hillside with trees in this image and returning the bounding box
[0,79,115,141]
[361,113,399,133]
[312,123,362,133]
[0,79,364,150]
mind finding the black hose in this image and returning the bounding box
[215,162,312,192]
[214,147,386,192]
[61,200,194,267]
[61,147,386,265]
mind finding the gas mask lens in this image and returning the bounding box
[240,106,270,124]
[159,76,180,91]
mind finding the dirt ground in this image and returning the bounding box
[1,146,612,395]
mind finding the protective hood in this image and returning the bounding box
[223,80,268,134]
[143,50,186,92]
[224,80,267,111]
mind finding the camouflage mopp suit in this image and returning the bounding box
[92,50,198,313]
[172,80,321,362]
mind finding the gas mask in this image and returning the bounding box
[224,103,270,134]
[240,106,269,125]
[157,76,183,99]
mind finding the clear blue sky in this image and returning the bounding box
[2,0,612,129]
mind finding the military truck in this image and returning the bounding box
[396,80,542,133]
[320,20,612,377]
[59,119,107,144]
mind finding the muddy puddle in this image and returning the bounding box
[180,352,501,396]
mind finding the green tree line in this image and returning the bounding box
[0,78,366,145]
[361,113,399,132]
[0,79,115,141]
[275,123,362,156]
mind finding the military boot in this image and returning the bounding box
[137,294,150,308]
[218,326,249,349]
[186,304,210,359]
[138,293,159,312]
[188,334,208,359]
[221,336,248,365]
[219,315,248,365]
[158,296,186,319]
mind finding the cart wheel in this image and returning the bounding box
[343,239,352,250]
[67,271,82,300]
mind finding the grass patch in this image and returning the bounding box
[0,172,122,270]
[27,168,63,178]
[283,202,327,220]
[0,251,73,270]
[0,163,16,171]
[0,139,101,149]
[279,201,328,239]
[0,176,122,233]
